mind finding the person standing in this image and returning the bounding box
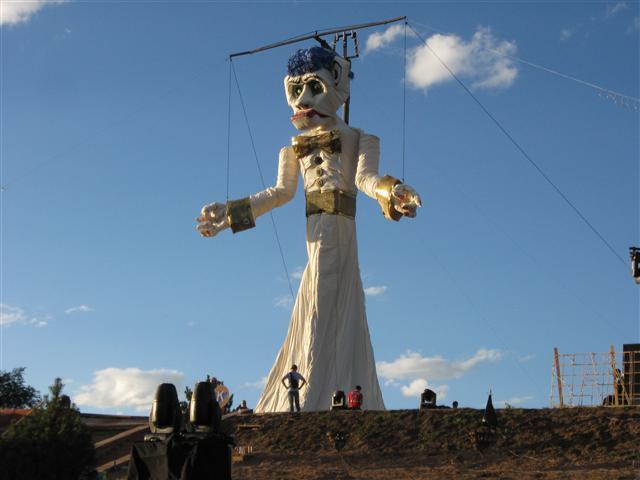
[281,365,306,412]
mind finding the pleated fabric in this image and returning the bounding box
[255,213,385,412]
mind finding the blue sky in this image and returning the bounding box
[1,1,638,414]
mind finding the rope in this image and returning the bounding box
[426,247,550,400]
[229,60,295,301]
[425,156,624,335]
[402,21,408,183]
[407,22,626,267]
[226,59,233,201]
[409,20,640,111]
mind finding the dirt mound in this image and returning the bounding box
[222,407,640,479]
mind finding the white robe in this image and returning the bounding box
[250,119,386,412]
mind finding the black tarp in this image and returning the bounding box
[127,433,233,480]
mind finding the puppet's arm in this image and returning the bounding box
[355,132,421,221]
[197,146,299,237]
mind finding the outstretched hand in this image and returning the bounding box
[391,184,422,218]
[196,202,229,237]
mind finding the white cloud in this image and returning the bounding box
[290,266,305,281]
[0,0,67,26]
[75,367,185,412]
[364,286,387,297]
[378,348,502,381]
[0,304,26,326]
[365,24,415,52]
[242,377,267,389]
[65,305,93,314]
[606,2,628,18]
[400,378,428,397]
[274,295,293,309]
[628,16,640,33]
[186,321,196,327]
[498,395,533,407]
[399,378,450,400]
[407,26,517,90]
[30,317,49,328]
[560,27,576,42]
[1,304,49,327]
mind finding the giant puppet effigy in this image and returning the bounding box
[197,47,421,412]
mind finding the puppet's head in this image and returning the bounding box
[284,47,352,130]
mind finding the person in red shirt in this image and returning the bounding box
[348,385,363,410]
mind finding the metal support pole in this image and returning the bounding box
[610,344,620,406]
[554,347,564,407]
[343,33,351,125]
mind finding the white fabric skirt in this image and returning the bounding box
[255,214,385,412]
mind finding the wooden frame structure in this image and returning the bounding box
[550,344,640,407]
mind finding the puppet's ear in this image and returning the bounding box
[332,61,342,85]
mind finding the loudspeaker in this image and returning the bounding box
[189,381,221,433]
[331,390,346,410]
[420,389,436,410]
[149,383,181,434]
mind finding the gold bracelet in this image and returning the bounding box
[226,197,256,233]
[374,175,402,221]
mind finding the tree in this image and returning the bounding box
[0,367,41,408]
[0,377,96,479]
[180,386,193,413]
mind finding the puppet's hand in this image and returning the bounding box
[391,184,422,218]
[196,202,229,237]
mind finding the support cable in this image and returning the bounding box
[402,21,407,183]
[226,59,233,201]
[407,22,626,267]
[229,60,295,300]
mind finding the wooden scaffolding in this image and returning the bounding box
[550,344,640,407]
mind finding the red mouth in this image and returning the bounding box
[291,109,327,121]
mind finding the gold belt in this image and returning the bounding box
[305,190,356,219]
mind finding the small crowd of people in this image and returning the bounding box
[207,365,461,415]
[281,364,363,412]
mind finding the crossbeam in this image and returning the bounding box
[229,16,406,58]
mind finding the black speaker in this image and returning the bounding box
[189,382,221,433]
[331,390,346,410]
[420,389,436,409]
[149,383,181,434]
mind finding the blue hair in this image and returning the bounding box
[287,47,354,79]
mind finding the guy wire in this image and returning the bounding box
[402,20,408,183]
[226,58,233,201]
[229,61,295,300]
[409,19,640,111]
[407,22,626,267]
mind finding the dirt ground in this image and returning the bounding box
[222,407,640,480]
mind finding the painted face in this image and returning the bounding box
[284,54,351,131]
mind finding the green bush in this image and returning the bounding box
[0,378,96,480]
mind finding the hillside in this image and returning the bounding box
[5,407,638,479]
[222,407,640,479]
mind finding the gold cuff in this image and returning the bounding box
[375,175,402,221]
[226,197,256,233]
